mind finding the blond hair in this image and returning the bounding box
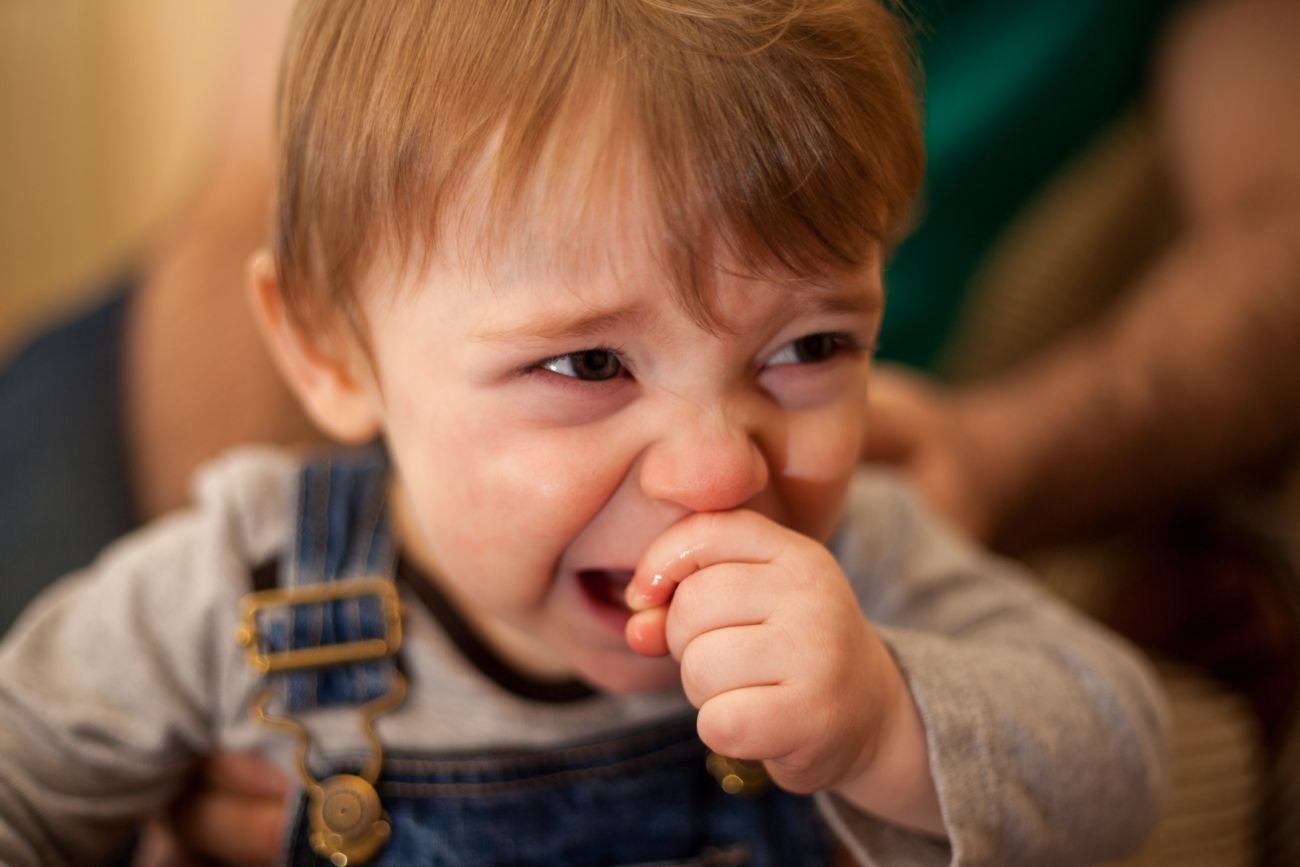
[274,0,924,330]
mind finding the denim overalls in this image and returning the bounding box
[241,448,835,866]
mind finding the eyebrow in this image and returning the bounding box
[473,282,880,344]
[796,287,882,319]
[474,305,648,344]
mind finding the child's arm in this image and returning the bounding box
[626,475,1168,866]
[0,508,253,867]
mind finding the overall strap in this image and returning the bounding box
[240,444,402,713]
[237,445,406,865]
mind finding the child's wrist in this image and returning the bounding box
[831,665,945,837]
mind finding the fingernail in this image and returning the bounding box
[625,580,658,611]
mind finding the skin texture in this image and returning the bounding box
[864,0,1300,552]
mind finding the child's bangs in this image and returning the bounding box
[624,3,924,323]
[274,0,923,329]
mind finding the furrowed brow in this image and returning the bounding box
[793,282,882,320]
[474,306,646,344]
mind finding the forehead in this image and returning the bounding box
[388,108,883,334]
[394,230,884,358]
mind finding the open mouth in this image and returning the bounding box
[576,569,635,614]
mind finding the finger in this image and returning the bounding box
[663,561,782,660]
[202,751,290,797]
[625,510,790,611]
[169,791,286,867]
[696,684,798,762]
[625,605,669,656]
[678,623,789,707]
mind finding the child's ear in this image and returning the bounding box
[246,251,382,444]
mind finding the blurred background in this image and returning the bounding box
[1,1,230,358]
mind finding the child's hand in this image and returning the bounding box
[624,510,925,805]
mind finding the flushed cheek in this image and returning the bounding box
[780,401,865,478]
[771,406,865,540]
[399,424,626,609]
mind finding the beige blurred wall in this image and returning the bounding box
[0,1,232,356]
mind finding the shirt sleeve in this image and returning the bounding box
[0,509,250,867]
[819,471,1169,867]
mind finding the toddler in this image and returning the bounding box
[0,1,1166,865]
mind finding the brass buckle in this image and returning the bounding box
[706,753,770,796]
[236,578,403,674]
[237,577,406,865]
[250,675,407,866]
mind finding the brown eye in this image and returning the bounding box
[541,349,625,381]
[572,350,622,380]
[793,334,837,363]
[768,333,857,367]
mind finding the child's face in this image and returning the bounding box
[352,215,881,695]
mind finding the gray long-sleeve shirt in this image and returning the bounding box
[0,447,1167,866]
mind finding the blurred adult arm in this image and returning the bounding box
[866,0,1300,551]
[123,0,323,524]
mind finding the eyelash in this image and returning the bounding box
[766,332,866,367]
[534,347,629,383]
[528,331,864,385]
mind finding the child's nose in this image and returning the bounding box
[639,410,770,514]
